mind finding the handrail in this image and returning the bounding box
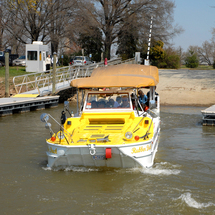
[13,57,136,95]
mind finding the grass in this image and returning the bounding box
[0,66,27,78]
[180,65,214,70]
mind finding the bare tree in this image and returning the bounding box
[2,0,75,54]
[0,0,5,50]
[75,0,183,59]
[197,41,215,65]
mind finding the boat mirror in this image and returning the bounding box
[40,113,49,122]
[149,100,156,109]
[45,123,52,129]
[64,101,69,109]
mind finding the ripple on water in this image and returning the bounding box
[175,192,215,209]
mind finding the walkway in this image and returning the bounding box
[0,58,136,116]
[13,58,135,96]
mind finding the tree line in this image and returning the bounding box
[0,0,183,63]
[147,30,215,69]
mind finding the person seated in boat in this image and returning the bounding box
[114,96,122,107]
[91,100,98,108]
[119,96,130,108]
[138,90,147,109]
[97,100,106,108]
[131,93,136,110]
[106,99,115,108]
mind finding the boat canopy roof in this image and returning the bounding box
[70,64,159,88]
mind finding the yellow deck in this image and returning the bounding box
[47,112,154,146]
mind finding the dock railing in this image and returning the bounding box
[13,57,135,95]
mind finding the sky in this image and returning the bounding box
[171,0,215,51]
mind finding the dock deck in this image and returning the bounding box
[201,105,215,126]
[0,95,59,116]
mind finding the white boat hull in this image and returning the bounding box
[46,125,160,169]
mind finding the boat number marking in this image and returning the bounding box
[93,155,105,160]
[131,145,151,154]
[49,147,57,154]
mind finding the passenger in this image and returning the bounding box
[119,96,130,108]
[131,93,136,110]
[138,90,147,109]
[91,100,97,108]
[97,100,106,108]
[114,96,122,107]
[107,99,115,108]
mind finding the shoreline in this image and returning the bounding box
[157,69,215,107]
[0,69,214,107]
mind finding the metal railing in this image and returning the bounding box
[13,57,136,95]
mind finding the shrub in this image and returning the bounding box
[151,48,180,69]
[164,54,180,69]
[213,61,215,69]
[185,54,199,68]
[62,54,70,66]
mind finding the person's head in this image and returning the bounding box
[91,100,97,108]
[138,90,145,99]
[121,96,129,107]
[109,99,114,107]
[116,96,122,104]
[131,93,135,99]
[138,90,144,96]
[48,55,50,58]
[98,100,106,108]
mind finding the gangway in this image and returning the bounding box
[13,57,135,96]
[1,58,136,116]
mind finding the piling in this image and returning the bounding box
[52,52,56,95]
[5,51,9,97]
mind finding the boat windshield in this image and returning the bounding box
[85,92,131,109]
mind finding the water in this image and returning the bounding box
[0,104,215,215]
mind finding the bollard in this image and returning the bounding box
[52,52,56,95]
[5,51,9,97]
[104,58,107,66]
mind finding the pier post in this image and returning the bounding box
[5,51,9,97]
[52,52,56,94]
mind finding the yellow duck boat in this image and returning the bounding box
[41,64,160,168]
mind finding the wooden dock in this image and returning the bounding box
[201,105,215,126]
[0,95,59,116]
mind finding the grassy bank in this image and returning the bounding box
[0,67,28,97]
[180,65,214,70]
[0,66,27,78]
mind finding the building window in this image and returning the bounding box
[27,51,37,60]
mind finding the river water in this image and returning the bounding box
[0,104,215,215]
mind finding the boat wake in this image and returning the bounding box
[42,162,181,175]
[112,162,181,175]
[42,166,101,172]
[176,192,215,209]
[140,162,181,175]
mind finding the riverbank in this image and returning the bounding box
[0,69,214,106]
[158,69,215,106]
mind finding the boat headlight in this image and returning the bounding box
[125,131,133,140]
[57,131,65,139]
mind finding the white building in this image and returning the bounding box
[26,41,48,72]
